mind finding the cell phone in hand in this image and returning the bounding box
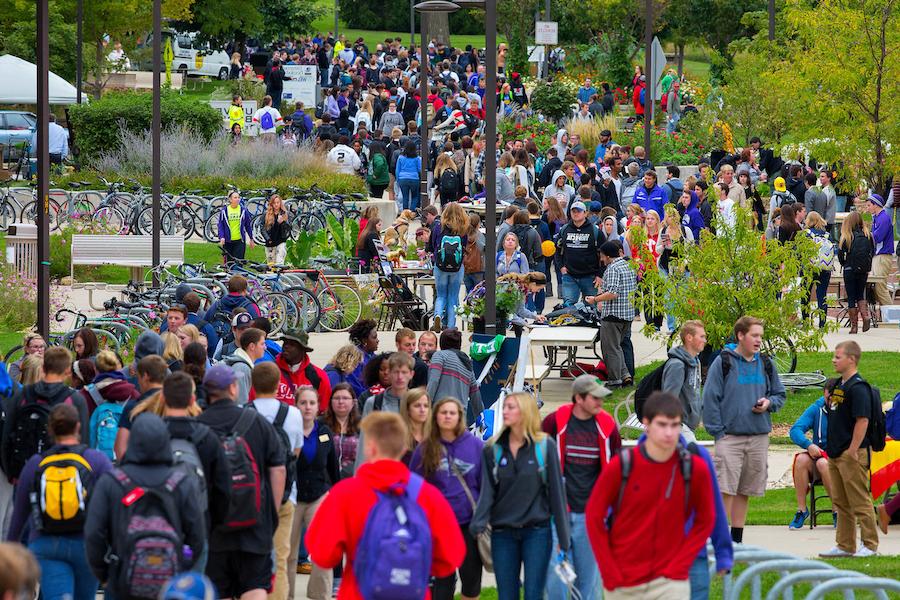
[755,399,765,408]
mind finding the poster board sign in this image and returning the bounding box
[535,21,558,45]
[282,65,319,108]
[209,100,258,136]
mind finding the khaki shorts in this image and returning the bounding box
[713,433,769,496]
[606,577,689,600]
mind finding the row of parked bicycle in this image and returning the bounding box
[0,178,365,241]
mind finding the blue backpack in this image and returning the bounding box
[88,387,124,461]
[436,235,463,272]
[260,110,275,131]
[355,474,432,600]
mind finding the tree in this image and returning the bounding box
[690,0,766,82]
[632,206,826,363]
[497,0,541,75]
[258,0,323,42]
[780,0,899,194]
[720,52,797,146]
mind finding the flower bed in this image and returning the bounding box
[498,116,559,151]
[614,122,709,165]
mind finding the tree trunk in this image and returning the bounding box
[422,12,450,47]
[676,43,684,78]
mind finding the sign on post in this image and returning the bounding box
[209,100,258,136]
[282,65,319,108]
[535,21,558,46]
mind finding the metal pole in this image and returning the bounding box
[543,0,551,79]
[36,0,50,338]
[643,0,652,160]
[420,26,428,208]
[483,0,497,335]
[768,0,775,41]
[75,0,83,105]
[335,0,340,43]
[152,0,161,285]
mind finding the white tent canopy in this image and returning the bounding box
[0,54,79,105]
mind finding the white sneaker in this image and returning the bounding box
[818,546,853,557]
[853,546,877,557]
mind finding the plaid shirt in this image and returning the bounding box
[474,148,502,183]
[600,257,637,321]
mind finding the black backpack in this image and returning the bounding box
[463,111,479,132]
[850,379,886,452]
[607,442,697,529]
[220,409,263,531]
[439,169,459,202]
[209,310,234,346]
[3,386,79,482]
[634,356,689,421]
[315,101,325,119]
[248,402,296,504]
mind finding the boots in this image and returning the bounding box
[859,300,872,332]
[848,308,859,334]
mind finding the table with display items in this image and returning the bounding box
[527,325,600,379]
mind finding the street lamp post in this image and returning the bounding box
[414,1,459,209]
[36,0,50,337]
[643,0,652,159]
[152,0,161,284]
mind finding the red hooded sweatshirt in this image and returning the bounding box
[305,459,465,600]
[585,445,715,591]
[248,353,331,413]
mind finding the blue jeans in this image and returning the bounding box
[546,512,601,600]
[622,327,634,377]
[464,272,484,293]
[434,266,464,328]
[561,273,597,306]
[688,553,710,600]
[398,179,420,211]
[492,525,552,600]
[666,112,682,135]
[29,535,98,600]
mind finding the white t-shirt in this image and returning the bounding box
[252,106,283,134]
[252,397,303,503]
[717,197,736,230]
[327,144,362,174]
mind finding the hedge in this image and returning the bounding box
[69,91,221,163]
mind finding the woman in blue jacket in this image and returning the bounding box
[395,141,422,211]
[787,378,836,530]
[217,191,254,261]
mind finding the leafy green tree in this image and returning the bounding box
[720,52,797,146]
[632,206,826,362]
[529,79,577,122]
[497,0,542,75]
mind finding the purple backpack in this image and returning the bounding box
[355,474,432,600]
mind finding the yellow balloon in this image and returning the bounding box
[541,240,556,257]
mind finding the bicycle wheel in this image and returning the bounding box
[251,213,267,245]
[293,212,326,237]
[202,213,220,242]
[137,205,157,235]
[92,206,126,233]
[780,372,827,388]
[0,200,16,231]
[763,337,797,374]
[3,345,24,364]
[21,198,61,230]
[162,206,197,239]
[318,284,363,331]
[259,292,297,335]
[283,286,321,332]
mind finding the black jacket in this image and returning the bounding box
[538,157,563,190]
[296,422,340,503]
[85,414,205,590]
[838,230,874,273]
[265,212,291,248]
[266,66,286,93]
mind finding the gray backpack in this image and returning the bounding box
[170,424,208,511]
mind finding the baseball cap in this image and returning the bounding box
[570,201,587,212]
[231,312,253,329]
[600,129,611,137]
[203,364,237,391]
[773,176,787,193]
[572,374,612,398]
[281,328,314,352]
[589,201,603,212]
[867,193,885,208]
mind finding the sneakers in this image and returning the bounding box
[854,546,877,558]
[819,546,853,558]
[877,504,890,534]
[789,509,809,530]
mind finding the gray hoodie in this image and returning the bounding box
[554,128,568,159]
[701,347,786,439]
[661,346,702,429]
[542,169,574,206]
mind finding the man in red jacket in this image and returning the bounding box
[305,412,465,599]
[250,329,331,412]
[585,392,715,599]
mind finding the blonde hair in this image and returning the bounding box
[839,211,870,251]
[441,201,469,235]
[264,194,284,228]
[805,210,826,230]
[491,391,546,446]
[434,154,456,179]
[400,387,430,451]
[328,344,364,374]
[160,332,183,362]
[664,206,683,242]
[132,390,201,419]
[95,350,121,373]
[178,324,201,344]
[20,354,43,386]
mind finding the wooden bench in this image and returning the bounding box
[71,234,184,281]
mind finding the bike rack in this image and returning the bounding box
[723,548,797,599]
[765,569,865,600]
[803,577,900,600]
[727,560,834,600]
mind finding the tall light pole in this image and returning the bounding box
[36,0,50,337]
[414,1,460,209]
[152,0,161,284]
[410,0,416,47]
[75,0,83,105]
[643,0,652,159]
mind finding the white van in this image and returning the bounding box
[143,30,232,80]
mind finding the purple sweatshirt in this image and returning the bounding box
[872,209,895,256]
[7,444,113,543]
[409,431,484,524]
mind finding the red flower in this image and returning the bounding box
[531,133,536,138]
[515,123,523,129]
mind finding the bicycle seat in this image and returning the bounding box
[350,193,365,200]
[183,189,203,195]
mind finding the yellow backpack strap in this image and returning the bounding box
[39,452,92,471]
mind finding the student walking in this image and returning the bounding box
[218,191,255,261]
[471,392,570,600]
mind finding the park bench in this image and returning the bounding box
[71,234,184,282]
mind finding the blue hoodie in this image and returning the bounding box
[203,292,261,322]
[789,397,828,450]
[680,190,705,242]
[633,183,668,219]
[636,434,734,572]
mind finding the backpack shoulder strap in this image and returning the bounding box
[678,442,698,514]
[535,438,547,485]
[85,384,104,407]
[304,363,322,391]
[274,402,289,429]
[720,352,732,382]
[373,392,385,412]
[112,468,134,491]
[233,408,256,437]
[609,447,634,529]
[188,421,210,446]
[406,473,424,501]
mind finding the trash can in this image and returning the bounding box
[5,223,37,279]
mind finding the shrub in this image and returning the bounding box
[69,91,221,162]
[0,264,69,331]
[529,80,577,123]
[564,115,619,153]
